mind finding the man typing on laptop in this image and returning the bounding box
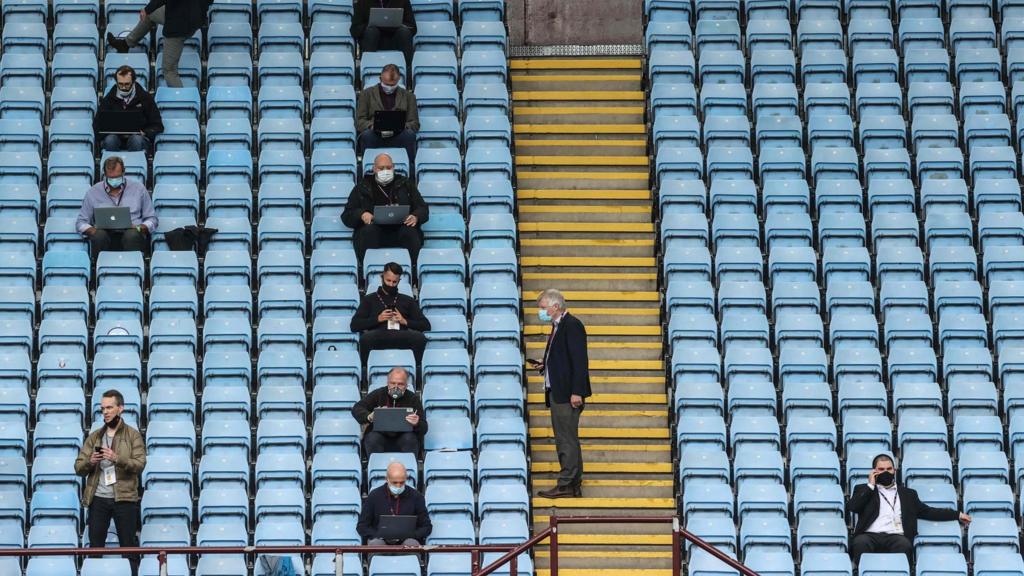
[341,152,429,266]
[356,462,431,547]
[355,65,420,172]
[94,65,163,153]
[351,0,417,75]
[351,366,428,456]
[76,156,158,258]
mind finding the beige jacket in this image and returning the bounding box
[355,84,420,133]
[74,423,146,506]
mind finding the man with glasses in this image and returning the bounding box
[94,65,163,152]
[356,462,431,546]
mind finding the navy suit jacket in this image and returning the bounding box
[542,312,592,405]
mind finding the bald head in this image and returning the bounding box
[386,461,408,492]
[373,153,394,173]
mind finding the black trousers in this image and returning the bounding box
[360,25,415,79]
[89,228,148,257]
[359,328,427,367]
[364,430,420,456]
[88,497,140,576]
[354,223,423,267]
[850,532,913,564]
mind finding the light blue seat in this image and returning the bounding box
[649,49,696,85]
[801,50,847,84]
[799,20,845,52]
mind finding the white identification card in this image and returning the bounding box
[388,320,400,330]
[103,465,117,486]
[893,515,902,531]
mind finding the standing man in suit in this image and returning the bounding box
[848,454,971,563]
[531,289,591,499]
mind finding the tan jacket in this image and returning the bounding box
[355,84,420,133]
[74,423,146,506]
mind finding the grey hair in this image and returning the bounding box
[387,366,409,380]
[537,288,566,309]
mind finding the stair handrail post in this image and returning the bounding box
[550,516,560,576]
[158,551,168,576]
[335,548,344,576]
[672,516,682,576]
[510,551,518,576]
[472,549,481,575]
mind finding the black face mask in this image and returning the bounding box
[388,386,405,399]
[106,415,121,430]
[875,471,895,487]
[380,284,398,296]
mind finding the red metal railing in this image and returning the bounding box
[0,515,760,576]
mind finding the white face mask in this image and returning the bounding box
[381,82,398,95]
[375,169,395,185]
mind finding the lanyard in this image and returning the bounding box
[390,494,400,515]
[878,489,899,515]
[376,183,396,205]
[376,288,399,310]
[106,187,124,207]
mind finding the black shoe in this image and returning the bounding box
[537,485,577,499]
[107,32,131,53]
[573,483,583,497]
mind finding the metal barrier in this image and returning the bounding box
[0,515,760,576]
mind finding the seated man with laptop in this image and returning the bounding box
[351,367,428,456]
[341,152,429,266]
[351,0,417,74]
[75,156,158,257]
[355,65,420,172]
[356,462,432,547]
[94,65,164,152]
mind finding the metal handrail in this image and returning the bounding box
[0,515,760,576]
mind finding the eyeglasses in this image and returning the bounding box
[116,82,133,89]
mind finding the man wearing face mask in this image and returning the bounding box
[342,153,429,266]
[848,454,971,564]
[355,66,420,170]
[95,65,163,152]
[356,462,431,546]
[74,390,147,576]
[76,156,159,258]
[530,289,591,499]
[351,263,431,368]
[351,367,428,456]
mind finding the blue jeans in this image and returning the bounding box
[357,128,417,174]
[100,133,150,152]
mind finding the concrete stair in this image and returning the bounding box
[513,56,675,576]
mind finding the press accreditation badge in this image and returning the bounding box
[103,466,117,486]
[388,320,400,330]
[893,515,902,531]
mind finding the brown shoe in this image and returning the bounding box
[537,485,577,499]
[107,32,131,53]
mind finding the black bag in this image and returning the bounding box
[163,225,218,256]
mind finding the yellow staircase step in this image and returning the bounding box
[517,170,649,181]
[531,461,673,473]
[549,534,674,546]
[514,105,645,116]
[532,409,667,418]
[516,155,649,167]
[520,238,655,249]
[519,222,654,233]
[514,90,644,101]
[518,205,652,214]
[533,478,674,487]
[525,341,662,351]
[526,358,663,371]
[524,324,661,336]
[528,375,665,385]
[535,550,673,559]
[522,290,660,301]
[528,393,668,404]
[511,73,642,82]
[530,428,672,440]
[531,443,671,452]
[536,569,673,576]
[510,58,643,70]
[516,138,647,147]
[518,189,651,201]
[522,272,657,283]
[521,256,656,267]
[523,306,659,316]
[533,497,676,508]
[514,123,647,134]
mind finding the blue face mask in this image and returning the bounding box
[388,483,405,496]
[538,309,552,323]
[106,177,124,189]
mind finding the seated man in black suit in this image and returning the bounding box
[350,262,431,367]
[356,462,431,546]
[848,453,971,564]
[351,367,427,456]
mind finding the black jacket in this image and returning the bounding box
[341,174,429,231]
[356,483,431,543]
[351,0,417,39]
[351,385,427,437]
[350,287,431,334]
[95,82,164,138]
[848,483,960,542]
[145,0,212,38]
[542,312,592,404]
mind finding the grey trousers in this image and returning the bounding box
[125,6,187,88]
[550,401,583,488]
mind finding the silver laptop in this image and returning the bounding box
[373,407,414,432]
[94,206,132,230]
[369,7,404,28]
[373,205,410,226]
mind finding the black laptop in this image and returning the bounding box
[368,7,404,28]
[95,110,147,135]
[374,110,407,134]
[377,515,417,542]
[373,407,414,432]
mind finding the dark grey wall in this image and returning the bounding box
[506,0,642,46]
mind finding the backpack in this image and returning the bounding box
[259,555,297,576]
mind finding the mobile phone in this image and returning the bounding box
[94,446,102,453]
[526,358,541,366]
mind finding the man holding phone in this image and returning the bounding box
[74,390,147,576]
[350,262,431,368]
